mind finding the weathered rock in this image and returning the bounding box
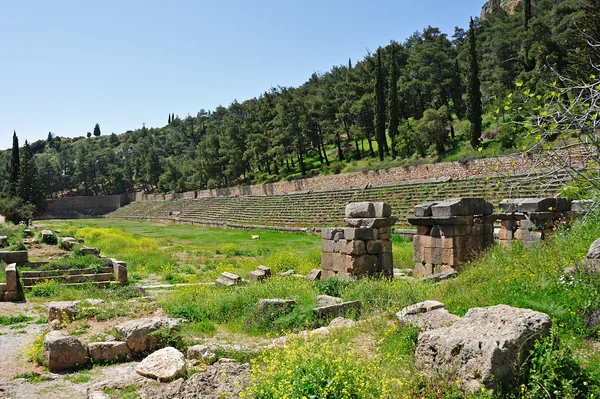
[415,305,551,392]
[43,331,89,371]
[499,197,571,213]
[48,301,79,322]
[138,358,250,399]
[586,238,600,265]
[188,343,254,365]
[60,237,78,250]
[136,347,186,382]
[79,246,100,256]
[373,202,392,218]
[414,201,438,217]
[345,202,375,218]
[316,295,344,307]
[256,299,296,316]
[88,341,132,363]
[313,300,361,318]
[278,269,295,277]
[215,271,242,287]
[329,317,356,328]
[115,317,180,354]
[431,198,494,218]
[249,265,271,282]
[396,301,460,331]
[41,230,56,244]
[419,271,459,283]
[306,268,322,281]
[344,217,398,229]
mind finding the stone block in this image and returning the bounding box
[500,197,571,213]
[344,217,398,229]
[343,228,376,240]
[379,227,392,240]
[333,239,348,252]
[316,295,344,306]
[248,270,265,282]
[413,241,425,262]
[373,202,392,218]
[339,240,365,255]
[44,331,89,371]
[424,247,442,265]
[415,305,551,392]
[88,341,132,363]
[345,202,375,218]
[4,263,17,293]
[500,219,517,230]
[381,240,392,253]
[0,251,28,265]
[313,300,361,318]
[431,198,493,218]
[414,201,438,217]
[351,254,378,274]
[320,269,337,280]
[397,301,460,332]
[112,259,128,283]
[321,239,334,253]
[366,240,383,254]
[498,228,513,241]
[41,230,56,244]
[333,231,344,242]
[79,246,101,257]
[321,228,343,240]
[413,262,433,277]
[115,317,180,354]
[135,347,186,382]
[306,269,322,281]
[257,265,271,276]
[256,299,296,315]
[378,252,394,276]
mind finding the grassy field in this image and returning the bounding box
[33,217,600,398]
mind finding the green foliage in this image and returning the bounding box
[0,197,35,224]
[26,330,48,366]
[467,17,482,149]
[40,231,57,245]
[515,326,595,399]
[147,327,185,352]
[0,314,33,325]
[28,280,64,298]
[12,372,52,383]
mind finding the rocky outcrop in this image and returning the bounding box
[481,0,535,20]
[88,341,132,363]
[415,304,551,392]
[136,347,186,382]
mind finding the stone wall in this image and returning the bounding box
[41,194,129,219]
[135,150,591,201]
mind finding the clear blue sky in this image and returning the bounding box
[0,0,484,150]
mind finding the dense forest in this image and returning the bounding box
[0,0,598,220]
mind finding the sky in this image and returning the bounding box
[0,0,484,151]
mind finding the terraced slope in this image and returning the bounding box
[107,171,567,229]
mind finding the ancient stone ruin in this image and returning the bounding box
[409,198,495,277]
[321,202,396,280]
[497,198,574,247]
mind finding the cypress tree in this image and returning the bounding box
[168,114,171,124]
[9,131,20,195]
[388,45,399,159]
[93,123,101,137]
[374,48,386,161]
[17,141,47,215]
[524,0,532,31]
[467,18,482,149]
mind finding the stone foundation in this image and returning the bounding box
[497,198,575,247]
[321,202,396,280]
[409,199,495,277]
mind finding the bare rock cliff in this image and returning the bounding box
[481,0,535,20]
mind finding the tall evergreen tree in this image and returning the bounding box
[168,114,172,124]
[17,141,47,215]
[467,18,482,149]
[388,45,400,159]
[9,131,20,195]
[524,0,532,31]
[374,48,386,161]
[93,123,101,137]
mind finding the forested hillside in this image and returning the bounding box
[0,0,597,210]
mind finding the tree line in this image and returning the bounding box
[0,0,597,212]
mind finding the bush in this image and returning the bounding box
[0,197,35,225]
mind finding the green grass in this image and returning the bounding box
[0,314,33,325]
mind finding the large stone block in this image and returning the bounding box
[343,228,377,241]
[499,197,571,213]
[415,305,551,392]
[397,301,460,331]
[373,202,392,218]
[0,251,28,265]
[321,239,335,253]
[351,254,378,274]
[44,331,89,371]
[344,217,398,229]
[345,202,375,218]
[112,259,128,283]
[136,347,186,382]
[414,201,438,217]
[321,228,344,240]
[431,198,494,218]
[378,252,394,276]
[88,341,132,363]
[115,317,180,354]
[366,240,383,254]
[313,300,361,318]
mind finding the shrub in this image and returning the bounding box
[26,330,48,366]
[29,280,63,297]
[245,336,382,399]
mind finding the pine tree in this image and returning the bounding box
[374,47,386,161]
[17,141,47,215]
[168,114,172,125]
[93,123,101,137]
[467,18,482,149]
[388,45,400,159]
[9,131,20,195]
